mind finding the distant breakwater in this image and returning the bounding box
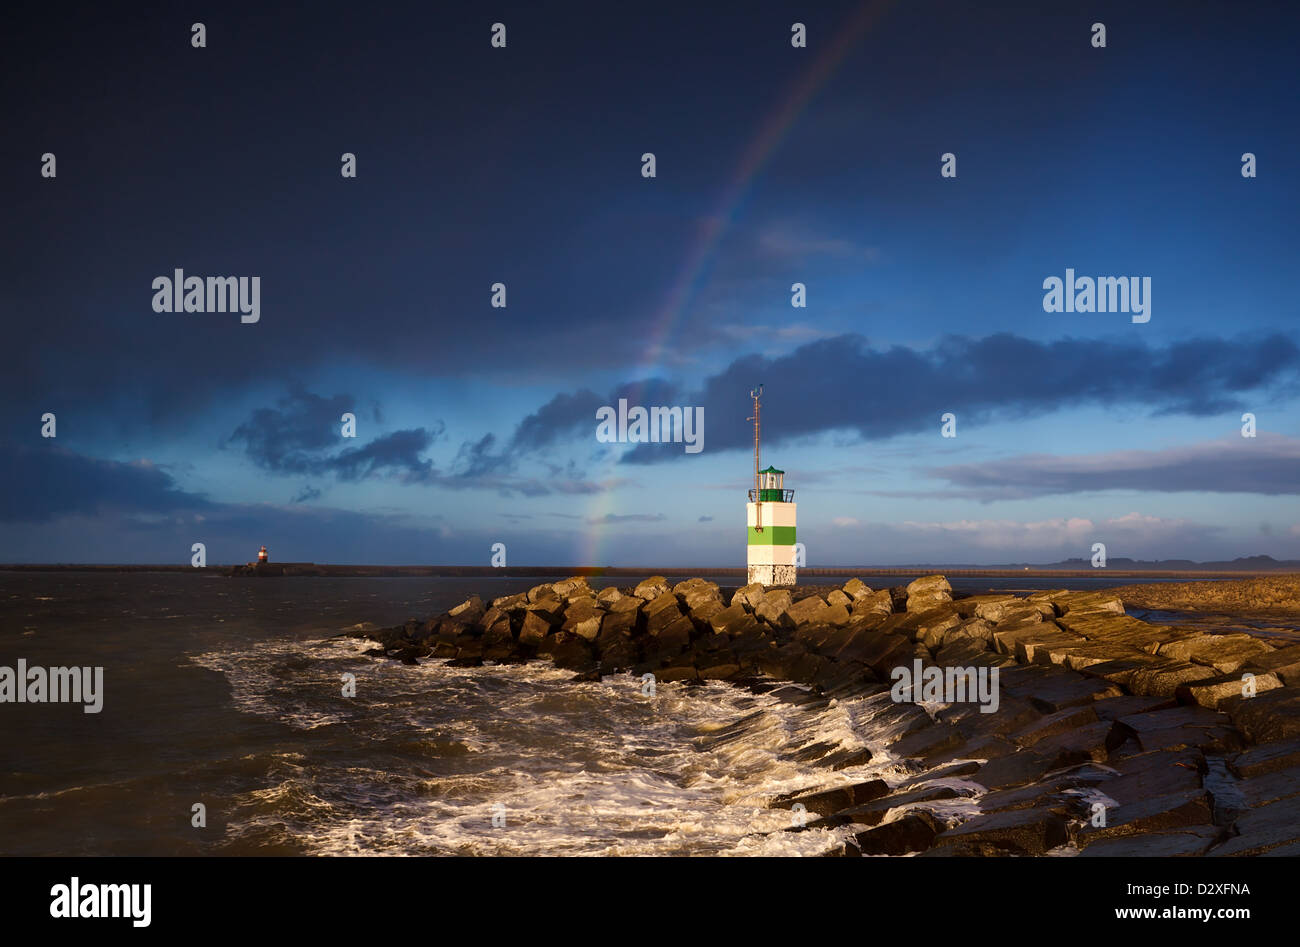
[354,574,1300,856]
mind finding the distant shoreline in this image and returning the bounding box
[2,563,1298,580]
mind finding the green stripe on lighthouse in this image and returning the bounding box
[748,526,796,545]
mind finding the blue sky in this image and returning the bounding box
[2,0,1298,565]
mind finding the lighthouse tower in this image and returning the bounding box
[745,386,797,586]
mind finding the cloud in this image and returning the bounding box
[586,513,667,525]
[608,331,1300,463]
[225,386,445,481]
[756,224,880,263]
[0,443,213,523]
[925,433,1300,501]
[881,512,1218,554]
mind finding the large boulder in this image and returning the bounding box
[561,600,604,641]
[731,582,767,611]
[448,595,485,627]
[906,575,952,613]
[786,594,828,626]
[709,603,754,636]
[842,578,874,602]
[633,575,671,600]
[645,592,686,635]
[551,575,592,599]
[755,589,795,628]
[518,610,554,647]
[526,583,557,604]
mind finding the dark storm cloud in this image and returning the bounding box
[224,385,357,473]
[924,434,1300,502]
[0,443,212,523]
[225,387,444,481]
[592,332,1300,463]
[507,379,684,454]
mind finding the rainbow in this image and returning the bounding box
[580,0,894,566]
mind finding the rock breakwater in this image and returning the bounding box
[354,574,1300,856]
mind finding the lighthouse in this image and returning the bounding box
[257,545,268,563]
[745,386,797,586]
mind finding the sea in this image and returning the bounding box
[0,570,1260,856]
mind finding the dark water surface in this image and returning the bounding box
[0,570,1239,856]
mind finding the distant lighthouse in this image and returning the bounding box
[745,386,797,586]
[257,545,268,563]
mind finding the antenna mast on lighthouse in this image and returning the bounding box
[749,385,763,531]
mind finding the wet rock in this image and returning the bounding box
[1031,720,1123,767]
[1211,794,1300,855]
[774,779,890,817]
[1237,764,1300,808]
[1242,644,1300,685]
[1177,672,1282,709]
[1219,687,1300,743]
[1011,705,1100,749]
[889,722,966,762]
[1229,738,1300,778]
[655,664,699,684]
[1078,826,1221,857]
[930,806,1070,856]
[854,632,915,679]
[972,751,1055,790]
[1000,665,1123,712]
[1159,633,1274,675]
[832,784,965,829]
[1078,789,1214,847]
[936,637,993,666]
[699,663,741,681]
[853,811,941,855]
[1091,695,1177,720]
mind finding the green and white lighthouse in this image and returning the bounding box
[746,386,797,586]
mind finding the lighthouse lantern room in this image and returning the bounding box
[745,386,797,586]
